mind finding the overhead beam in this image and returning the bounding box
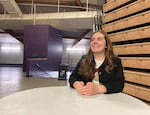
[4,29,24,43]
[63,36,79,39]
[0,29,6,33]
[75,0,86,11]
[75,0,83,7]
[0,0,23,16]
[72,29,91,46]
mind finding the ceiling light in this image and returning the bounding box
[66,47,85,51]
[1,46,21,50]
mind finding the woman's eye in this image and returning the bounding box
[98,37,104,41]
[91,38,94,41]
[91,37,104,41]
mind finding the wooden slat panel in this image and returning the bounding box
[103,11,150,32]
[121,57,150,69]
[103,0,115,13]
[124,70,150,86]
[103,0,131,13]
[113,42,150,55]
[103,0,150,105]
[109,26,150,42]
[103,0,150,23]
[123,83,150,102]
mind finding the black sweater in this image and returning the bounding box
[69,56,125,94]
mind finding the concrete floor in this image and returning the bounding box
[0,66,67,98]
[0,66,149,107]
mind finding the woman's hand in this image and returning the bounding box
[77,82,107,96]
[73,81,107,96]
[79,82,99,96]
[73,81,84,94]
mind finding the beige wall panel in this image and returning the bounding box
[123,83,150,102]
[113,42,150,55]
[103,11,150,32]
[103,0,150,23]
[121,57,150,69]
[109,26,150,42]
[124,70,150,86]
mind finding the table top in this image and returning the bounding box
[0,86,149,115]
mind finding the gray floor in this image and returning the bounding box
[0,66,149,106]
[0,66,67,98]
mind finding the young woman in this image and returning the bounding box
[69,30,124,96]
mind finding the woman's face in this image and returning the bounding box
[90,32,107,54]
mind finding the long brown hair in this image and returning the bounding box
[78,30,115,81]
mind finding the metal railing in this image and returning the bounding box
[18,1,96,14]
[0,0,98,16]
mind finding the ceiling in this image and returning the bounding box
[0,0,105,46]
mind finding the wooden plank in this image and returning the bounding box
[124,70,150,86]
[103,0,115,13]
[123,83,150,102]
[103,11,150,32]
[103,0,131,13]
[113,42,150,55]
[103,0,150,23]
[109,26,150,42]
[121,57,150,69]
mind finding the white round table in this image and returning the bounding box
[0,86,149,115]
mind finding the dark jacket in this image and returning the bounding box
[69,56,125,94]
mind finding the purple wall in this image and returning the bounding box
[23,25,62,76]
